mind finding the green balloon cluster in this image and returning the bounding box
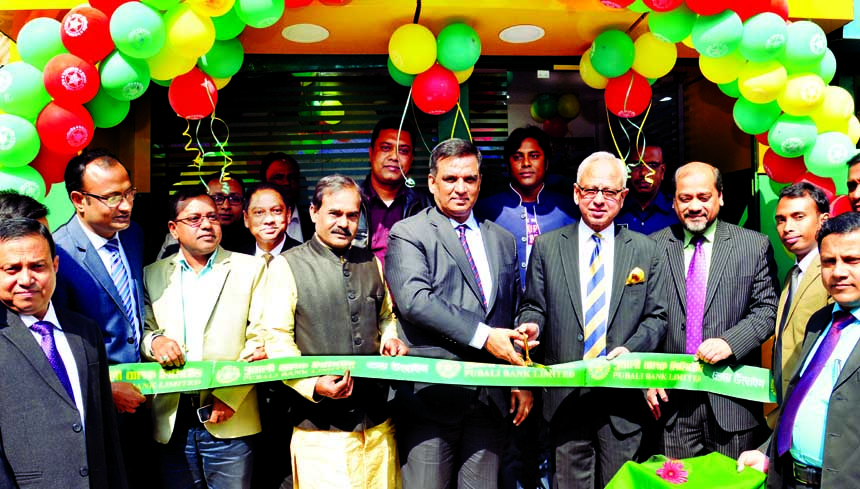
[590,30,635,79]
[0,115,40,168]
[0,63,52,122]
[768,114,818,159]
[649,5,696,43]
[212,7,247,40]
[437,23,482,72]
[110,2,166,59]
[16,18,68,70]
[198,38,245,79]
[100,51,152,101]
[692,10,743,58]
[739,13,786,62]
[733,98,781,135]
[85,88,131,128]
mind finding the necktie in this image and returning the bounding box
[778,265,801,331]
[685,236,706,355]
[262,252,274,265]
[104,238,137,329]
[777,310,855,455]
[30,320,76,403]
[773,265,801,404]
[457,224,488,310]
[583,233,607,359]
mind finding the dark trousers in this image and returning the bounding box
[252,382,294,489]
[119,407,156,489]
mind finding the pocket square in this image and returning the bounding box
[626,267,646,285]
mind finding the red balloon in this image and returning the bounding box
[90,0,134,17]
[794,172,835,202]
[685,0,728,15]
[755,131,769,147]
[599,0,635,8]
[763,148,806,183]
[285,0,313,6]
[644,0,684,12]
[36,103,95,154]
[543,116,568,138]
[768,0,789,19]
[61,6,115,64]
[730,0,770,21]
[43,54,100,106]
[169,68,219,120]
[30,145,76,194]
[412,64,460,115]
[319,0,352,4]
[604,71,652,118]
[830,195,853,216]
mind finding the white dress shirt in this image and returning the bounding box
[447,213,495,349]
[286,204,304,242]
[577,219,615,317]
[254,235,287,257]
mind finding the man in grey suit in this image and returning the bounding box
[385,138,533,489]
[518,151,668,488]
[647,161,778,459]
[0,218,126,488]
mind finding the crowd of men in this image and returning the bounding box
[0,118,857,489]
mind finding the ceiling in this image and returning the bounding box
[0,0,854,61]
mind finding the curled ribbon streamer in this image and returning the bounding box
[606,102,655,183]
[449,101,473,143]
[180,118,206,186]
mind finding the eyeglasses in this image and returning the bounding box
[81,187,137,208]
[211,194,243,205]
[174,213,220,228]
[576,184,625,201]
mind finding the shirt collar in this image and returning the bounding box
[832,303,860,324]
[577,218,614,240]
[448,212,480,231]
[289,205,301,226]
[796,247,819,274]
[683,220,718,247]
[508,182,544,205]
[177,247,219,275]
[364,177,406,203]
[20,302,61,329]
[256,235,286,257]
[76,214,115,250]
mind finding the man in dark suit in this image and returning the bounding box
[518,151,668,488]
[385,138,533,489]
[0,218,126,488]
[238,182,301,258]
[260,152,314,242]
[738,211,860,488]
[647,161,779,459]
[51,149,147,486]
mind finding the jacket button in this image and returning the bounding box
[351,314,359,322]
[354,338,362,346]
[80,467,89,477]
[348,292,357,300]
[72,423,83,433]
[577,334,584,341]
[127,337,135,344]
[521,236,527,242]
[521,262,527,268]
[343,270,351,277]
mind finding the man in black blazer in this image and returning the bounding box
[737,211,860,488]
[385,138,533,489]
[518,151,668,488]
[0,218,125,489]
[647,161,778,459]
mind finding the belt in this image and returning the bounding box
[180,392,202,409]
[792,460,822,487]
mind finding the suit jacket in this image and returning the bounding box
[384,207,521,416]
[651,220,779,432]
[0,305,126,489]
[141,248,271,444]
[53,216,146,365]
[518,223,667,431]
[767,305,860,488]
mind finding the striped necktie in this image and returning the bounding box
[584,233,607,359]
[30,320,75,403]
[457,224,488,310]
[104,238,137,328]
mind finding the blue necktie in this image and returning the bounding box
[457,224,488,310]
[584,233,607,359]
[30,320,75,403]
[104,238,136,328]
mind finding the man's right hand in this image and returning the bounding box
[112,381,146,413]
[485,328,527,366]
[646,388,668,420]
[737,450,768,473]
[314,371,354,399]
[151,336,186,368]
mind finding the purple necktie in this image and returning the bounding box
[457,224,488,310]
[776,310,855,456]
[685,236,706,354]
[30,320,76,403]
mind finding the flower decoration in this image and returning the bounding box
[656,459,688,484]
[625,267,646,285]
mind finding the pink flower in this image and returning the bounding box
[656,459,688,484]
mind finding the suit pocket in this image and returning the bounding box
[15,471,43,485]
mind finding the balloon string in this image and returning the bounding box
[397,86,415,188]
[181,118,205,184]
[628,102,656,184]
[413,0,421,23]
[201,79,235,189]
[450,101,473,143]
[409,90,434,154]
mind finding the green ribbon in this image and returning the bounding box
[110,353,776,403]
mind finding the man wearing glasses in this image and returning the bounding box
[53,148,148,488]
[616,144,679,234]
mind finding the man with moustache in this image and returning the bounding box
[616,144,679,234]
[764,183,831,428]
[266,175,408,488]
[647,162,779,459]
[385,138,532,489]
[259,152,313,242]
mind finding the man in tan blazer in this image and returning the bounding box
[764,182,832,427]
[141,187,288,489]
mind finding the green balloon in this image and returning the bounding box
[17,18,68,70]
[213,7,247,41]
[733,98,781,135]
[0,164,45,199]
[627,0,651,13]
[782,21,827,69]
[141,0,181,10]
[437,23,481,72]
[719,80,741,98]
[785,48,836,83]
[100,51,151,102]
[649,5,696,43]
[43,182,75,231]
[0,62,52,121]
[0,115,40,168]
[152,78,171,87]
[590,30,635,79]
[739,13,787,62]
[85,88,131,128]
[533,94,558,120]
[804,132,857,178]
[387,58,415,87]
[110,1,166,59]
[235,0,285,29]
[198,39,245,79]
[768,114,818,158]
[692,11,743,58]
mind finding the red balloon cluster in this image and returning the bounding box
[61,6,115,64]
[643,0,684,12]
[43,54,100,106]
[762,149,806,183]
[605,71,652,118]
[830,195,853,217]
[36,103,95,155]
[412,64,460,115]
[169,68,219,120]
[29,145,77,193]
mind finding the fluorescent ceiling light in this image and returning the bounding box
[499,25,545,44]
[282,24,330,43]
[659,96,672,102]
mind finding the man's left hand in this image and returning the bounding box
[382,338,409,357]
[207,396,235,424]
[695,338,733,364]
[510,389,533,426]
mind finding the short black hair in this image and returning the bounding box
[370,117,418,149]
[429,139,481,177]
[778,182,830,215]
[818,211,860,246]
[311,174,359,209]
[0,191,48,221]
[205,172,245,194]
[0,218,55,258]
[846,152,860,168]
[243,182,288,212]
[167,187,214,222]
[504,126,552,163]
[259,152,299,182]
[64,148,125,197]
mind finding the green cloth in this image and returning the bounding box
[607,452,766,489]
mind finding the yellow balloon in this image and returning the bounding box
[213,76,232,90]
[388,24,437,75]
[580,52,608,90]
[737,60,787,104]
[454,66,474,84]
[777,73,825,116]
[849,115,860,145]
[147,44,197,81]
[632,33,677,80]
[682,35,694,49]
[699,50,745,85]
[810,85,855,133]
[164,3,216,60]
[187,0,235,17]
